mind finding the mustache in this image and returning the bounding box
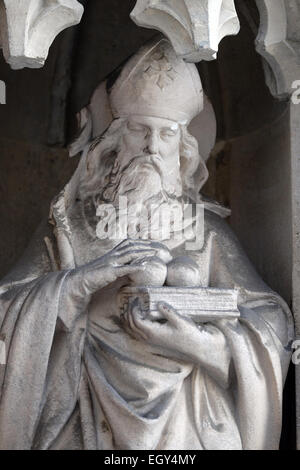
[92,153,170,207]
[119,153,165,178]
[101,154,167,206]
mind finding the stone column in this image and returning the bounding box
[255,0,300,448]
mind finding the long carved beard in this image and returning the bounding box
[83,153,184,241]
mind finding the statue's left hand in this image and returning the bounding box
[121,300,230,368]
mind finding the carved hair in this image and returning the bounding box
[179,126,209,198]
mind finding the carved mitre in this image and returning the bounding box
[70,37,216,160]
[109,37,203,125]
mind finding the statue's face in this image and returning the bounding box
[120,115,181,180]
[81,114,184,237]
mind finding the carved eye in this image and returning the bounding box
[127,121,146,133]
[160,128,178,138]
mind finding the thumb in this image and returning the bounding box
[157,302,181,325]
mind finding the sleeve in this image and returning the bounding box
[204,211,294,449]
[0,271,88,450]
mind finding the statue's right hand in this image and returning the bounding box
[66,239,163,300]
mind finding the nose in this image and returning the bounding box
[146,131,159,154]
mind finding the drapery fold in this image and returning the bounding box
[0,209,293,450]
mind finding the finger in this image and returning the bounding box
[148,241,171,251]
[114,239,153,253]
[114,240,170,258]
[114,265,146,278]
[127,308,148,341]
[127,240,171,260]
[132,312,170,347]
[121,311,144,341]
[112,239,143,254]
[114,239,133,250]
[157,302,181,326]
[130,304,159,336]
[116,249,157,265]
[121,313,140,340]
[121,300,148,341]
[116,239,153,250]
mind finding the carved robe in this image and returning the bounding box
[0,192,293,450]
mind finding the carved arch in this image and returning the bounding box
[0,0,84,69]
[255,0,300,97]
[130,0,240,62]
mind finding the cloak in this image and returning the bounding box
[0,193,294,450]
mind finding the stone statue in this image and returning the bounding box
[0,38,294,450]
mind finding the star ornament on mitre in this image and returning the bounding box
[143,50,178,90]
[109,38,203,125]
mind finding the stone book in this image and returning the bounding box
[118,286,240,322]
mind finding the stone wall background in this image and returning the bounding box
[0,0,295,447]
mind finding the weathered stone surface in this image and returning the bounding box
[131,0,240,62]
[255,0,300,97]
[0,0,296,448]
[0,0,84,69]
[0,36,293,451]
